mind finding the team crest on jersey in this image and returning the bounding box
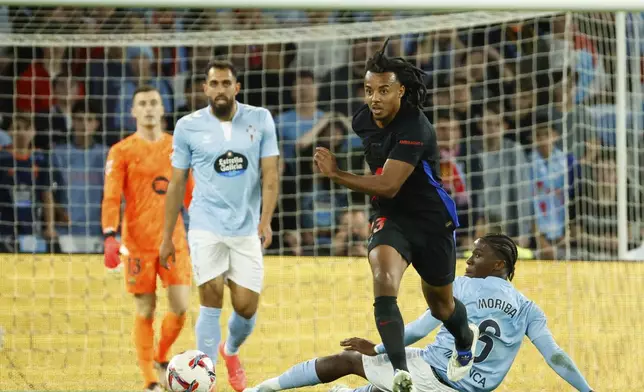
[215,150,248,177]
[152,176,170,194]
[246,125,258,142]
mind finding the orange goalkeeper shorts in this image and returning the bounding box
[122,249,191,294]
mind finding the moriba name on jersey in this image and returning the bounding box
[215,151,248,177]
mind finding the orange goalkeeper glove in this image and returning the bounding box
[103,233,121,269]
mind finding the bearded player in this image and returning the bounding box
[102,85,194,392]
[160,59,280,392]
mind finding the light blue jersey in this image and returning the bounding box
[423,277,549,391]
[172,103,280,237]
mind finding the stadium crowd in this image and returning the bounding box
[0,7,643,260]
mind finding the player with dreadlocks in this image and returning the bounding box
[243,234,595,392]
[313,38,476,391]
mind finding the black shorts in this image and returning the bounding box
[367,216,456,287]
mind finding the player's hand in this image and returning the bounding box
[314,147,338,178]
[159,239,176,270]
[340,337,378,356]
[258,221,273,249]
[103,236,122,269]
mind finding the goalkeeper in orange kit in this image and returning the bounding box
[101,85,194,392]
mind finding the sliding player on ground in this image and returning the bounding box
[314,38,474,391]
[160,59,280,392]
[243,234,595,392]
[102,86,194,392]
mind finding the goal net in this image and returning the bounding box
[0,7,642,392]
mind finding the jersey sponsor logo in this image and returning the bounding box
[215,151,248,177]
[399,140,423,146]
[152,176,170,195]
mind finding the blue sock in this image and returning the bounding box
[225,311,257,355]
[196,306,221,365]
[274,359,321,389]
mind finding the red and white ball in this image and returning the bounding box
[166,350,216,392]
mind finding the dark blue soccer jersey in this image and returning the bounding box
[0,149,52,236]
[352,103,458,230]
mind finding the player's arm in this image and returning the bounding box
[258,110,281,248]
[526,303,594,392]
[160,122,192,264]
[316,122,427,199]
[319,155,414,199]
[101,145,127,268]
[162,167,190,241]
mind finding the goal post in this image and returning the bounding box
[9,0,644,10]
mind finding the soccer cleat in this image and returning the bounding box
[329,384,353,392]
[447,323,480,382]
[392,369,414,392]
[219,341,247,392]
[155,362,169,390]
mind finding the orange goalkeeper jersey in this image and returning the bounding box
[102,132,193,253]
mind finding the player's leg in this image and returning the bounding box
[244,350,367,392]
[188,230,230,366]
[155,248,192,387]
[125,254,162,391]
[220,235,264,392]
[367,217,412,387]
[414,232,476,383]
[156,248,192,367]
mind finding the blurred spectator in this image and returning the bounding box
[15,47,83,113]
[275,70,326,171]
[174,74,208,125]
[243,42,296,114]
[319,37,385,116]
[114,46,173,133]
[541,14,610,104]
[473,101,532,248]
[505,69,538,147]
[574,150,644,258]
[434,109,483,245]
[431,70,475,123]
[33,73,83,147]
[288,11,349,80]
[530,112,580,259]
[332,209,369,257]
[275,70,326,239]
[149,10,189,77]
[0,113,57,252]
[546,67,602,164]
[299,115,351,255]
[52,101,107,245]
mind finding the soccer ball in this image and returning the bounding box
[166,350,216,392]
